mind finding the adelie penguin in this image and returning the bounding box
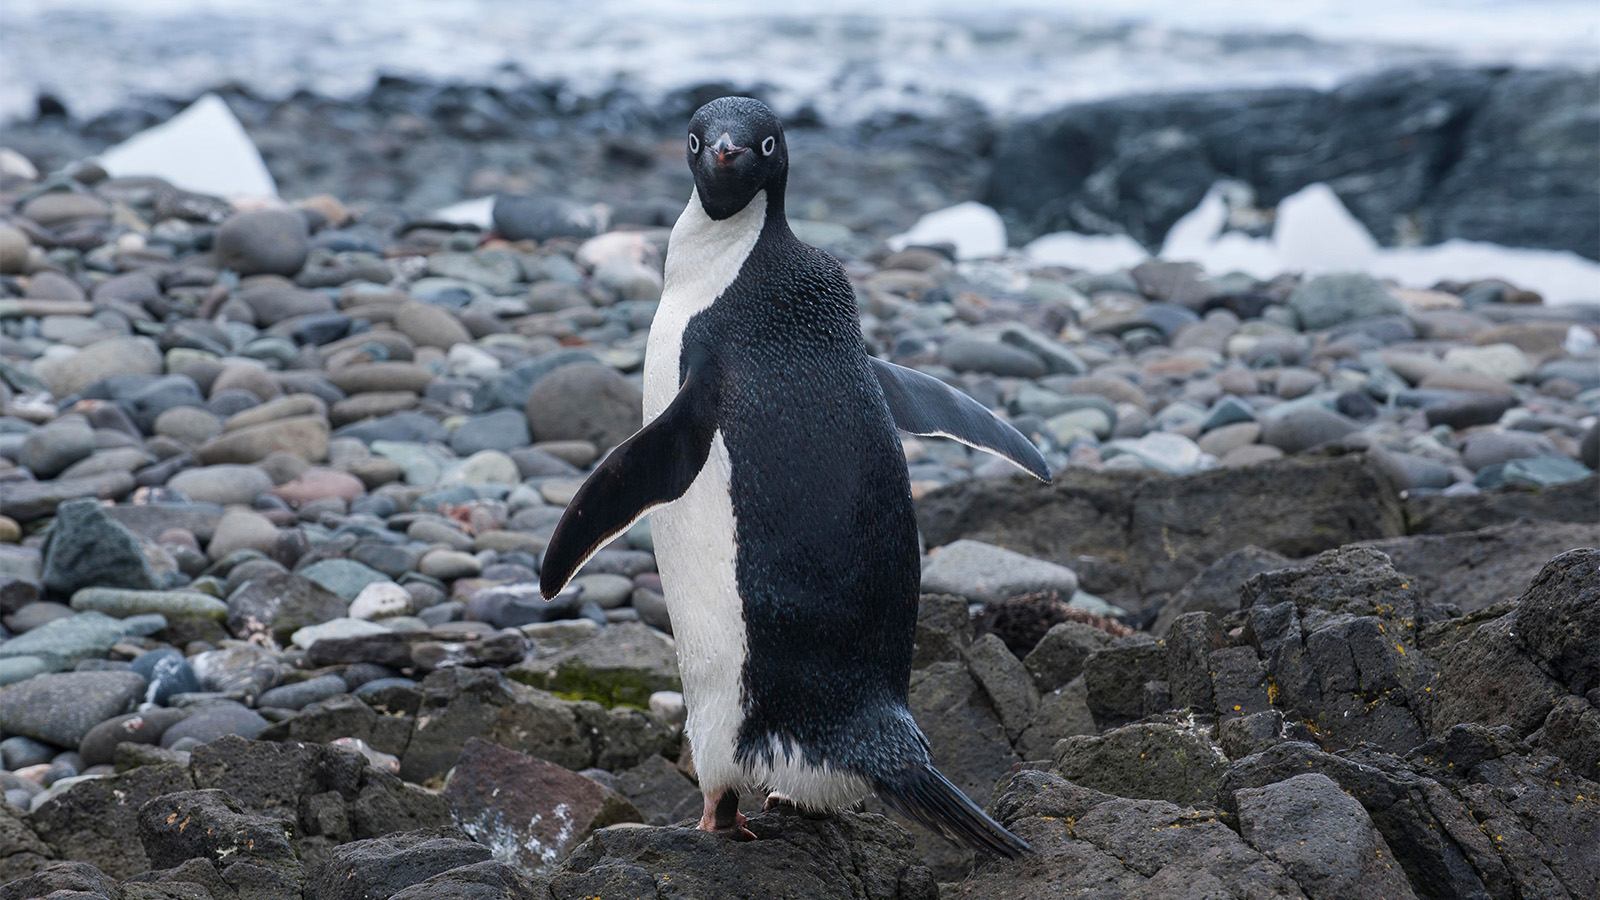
[540,96,1050,857]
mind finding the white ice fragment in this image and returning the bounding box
[889,201,1007,260]
[97,93,276,199]
[1148,180,1600,305]
[1024,231,1149,271]
[1159,183,1228,259]
[1564,325,1598,356]
[1273,183,1377,272]
[433,195,495,228]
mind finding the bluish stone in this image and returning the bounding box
[129,648,200,706]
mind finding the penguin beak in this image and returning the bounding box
[711,133,747,167]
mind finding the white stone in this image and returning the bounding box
[1442,343,1533,383]
[291,618,388,649]
[348,582,413,620]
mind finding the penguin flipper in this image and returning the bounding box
[540,359,719,598]
[875,764,1032,859]
[870,358,1051,482]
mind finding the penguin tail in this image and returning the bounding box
[874,764,1031,859]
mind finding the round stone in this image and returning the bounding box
[418,549,482,580]
[168,465,274,505]
[525,363,643,451]
[214,209,310,277]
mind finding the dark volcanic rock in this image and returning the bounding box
[0,862,120,900]
[987,66,1599,259]
[387,859,546,900]
[1235,773,1418,900]
[1426,548,1600,739]
[0,805,54,885]
[1054,721,1229,809]
[1404,474,1599,534]
[547,807,938,900]
[29,763,195,879]
[917,454,1404,606]
[1353,521,1598,614]
[1150,545,1291,636]
[951,769,1304,899]
[137,789,303,894]
[304,827,490,900]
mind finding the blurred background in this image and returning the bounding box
[3,0,1597,285]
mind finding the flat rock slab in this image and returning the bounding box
[548,807,938,900]
[921,539,1079,604]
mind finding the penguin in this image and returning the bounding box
[539,96,1050,858]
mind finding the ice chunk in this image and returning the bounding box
[1024,231,1149,271]
[97,93,276,198]
[889,201,1007,260]
[1273,183,1377,272]
[433,196,495,228]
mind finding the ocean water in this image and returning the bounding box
[2,0,1597,123]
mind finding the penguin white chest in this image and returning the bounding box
[643,190,766,793]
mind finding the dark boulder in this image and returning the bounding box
[987,66,1598,259]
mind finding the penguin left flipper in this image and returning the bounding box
[540,358,720,599]
[871,358,1052,482]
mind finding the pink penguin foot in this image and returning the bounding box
[697,788,756,841]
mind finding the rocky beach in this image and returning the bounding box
[0,46,1598,900]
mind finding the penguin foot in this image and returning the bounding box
[698,788,756,841]
[763,791,796,811]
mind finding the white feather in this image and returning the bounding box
[752,735,872,810]
[644,189,766,796]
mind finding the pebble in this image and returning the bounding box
[255,673,348,710]
[168,464,274,505]
[1260,407,1360,454]
[128,648,202,705]
[69,588,227,621]
[348,581,414,619]
[214,209,311,276]
[206,509,280,558]
[1288,273,1403,330]
[158,702,270,746]
[525,363,643,451]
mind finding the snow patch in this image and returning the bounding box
[1039,181,1600,306]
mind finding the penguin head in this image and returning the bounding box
[687,97,787,220]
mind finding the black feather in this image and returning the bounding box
[876,764,1031,859]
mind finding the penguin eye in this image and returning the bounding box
[688,133,700,153]
[761,136,776,157]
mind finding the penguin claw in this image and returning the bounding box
[696,811,756,841]
[763,792,795,811]
[699,791,755,840]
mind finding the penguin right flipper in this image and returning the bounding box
[540,356,720,599]
[871,358,1051,482]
